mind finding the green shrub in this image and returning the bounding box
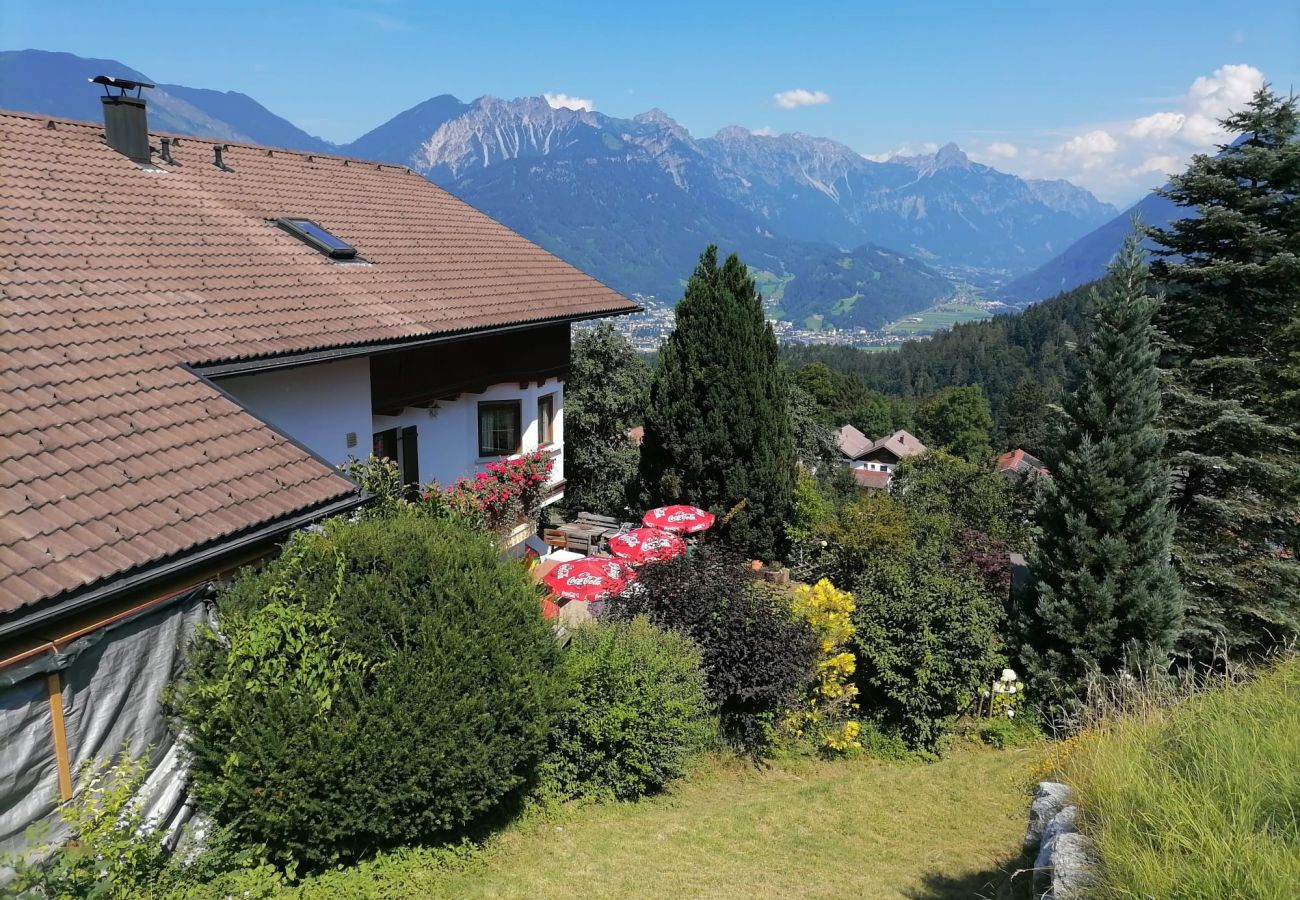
[1062,659,1300,898]
[609,548,818,756]
[172,516,564,872]
[542,618,712,800]
[4,751,168,899]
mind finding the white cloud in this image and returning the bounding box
[973,64,1267,204]
[984,141,1019,159]
[1133,155,1181,176]
[544,93,595,112]
[1128,111,1185,141]
[750,126,777,137]
[773,88,831,109]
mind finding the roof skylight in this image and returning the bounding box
[275,218,358,260]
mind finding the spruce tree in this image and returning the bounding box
[1020,234,1182,707]
[640,246,796,558]
[1148,87,1300,660]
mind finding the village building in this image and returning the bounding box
[996,448,1050,482]
[836,424,927,489]
[0,81,635,854]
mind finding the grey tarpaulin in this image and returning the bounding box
[0,585,211,861]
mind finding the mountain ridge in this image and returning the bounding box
[2,49,1119,324]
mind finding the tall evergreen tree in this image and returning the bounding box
[640,246,796,558]
[1149,87,1300,660]
[1020,235,1182,707]
[564,323,650,515]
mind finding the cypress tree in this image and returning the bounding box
[1020,234,1182,707]
[640,246,795,558]
[1149,87,1300,660]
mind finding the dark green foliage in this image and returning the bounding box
[173,517,564,872]
[640,246,797,558]
[609,548,818,755]
[565,323,651,515]
[914,385,994,462]
[999,377,1054,457]
[821,495,1005,749]
[787,383,840,468]
[889,450,1028,548]
[1020,235,1182,709]
[1149,87,1300,660]
[542,618,712,801]
[780,278,1097,431]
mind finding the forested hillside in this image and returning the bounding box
[781,279,1099,425]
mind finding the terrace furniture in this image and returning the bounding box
[542,528,569,550]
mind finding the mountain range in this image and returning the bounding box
[1,49,1135,325]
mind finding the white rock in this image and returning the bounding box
[1024,781,1074,850]
[1050,832,1097,898]
[1034,805,1080,896]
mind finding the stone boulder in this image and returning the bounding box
[1024,781,1074,850]
[1050,832,1098,898]
[1033,805,1080,897]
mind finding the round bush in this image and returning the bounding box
[610,548,818,755]
[173,516,564,871]
[543,618,712,801]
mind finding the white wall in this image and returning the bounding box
[219,357,373,468]
[372,377,565,489]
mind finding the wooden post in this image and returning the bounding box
[46,672,73,801]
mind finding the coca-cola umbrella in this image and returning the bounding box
[608,527,687,565]
[542,557,637,603]
[642,504,716,535]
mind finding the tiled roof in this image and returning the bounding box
[996,449,1049,477]
[867,429,927,460]
[0,109,637,617]
[837,424,872,459]
[852,469,892,490]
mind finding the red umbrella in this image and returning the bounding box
[542,557,636,602]
[643,504,716,534]
[608,527,687,565]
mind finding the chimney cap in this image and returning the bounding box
[89,75,155,97]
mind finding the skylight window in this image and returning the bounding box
[275,218,358,260]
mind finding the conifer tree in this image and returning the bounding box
[640,246,796,558]
[1148,87,1300,659]
[1020,234,1182,707]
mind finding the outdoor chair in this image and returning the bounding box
[542,529,568,550]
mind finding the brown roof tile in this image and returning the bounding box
[0,109,637,616]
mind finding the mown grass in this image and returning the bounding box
[1060,659,1300,899]
[885,302,991,335]
[245,747,1043,899]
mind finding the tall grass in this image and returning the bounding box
[1061,658,1300,898]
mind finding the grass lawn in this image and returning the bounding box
[427,748,1040,899]
[885,302,991,336]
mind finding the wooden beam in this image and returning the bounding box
[46,672,73,801]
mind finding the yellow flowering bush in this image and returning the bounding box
[780,579,861,754]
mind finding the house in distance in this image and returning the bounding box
[836,424,928,489]
[0,78,635,855]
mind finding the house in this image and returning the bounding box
[996,449,1050,482]
[0,80,636,855]
[837,425,928,488]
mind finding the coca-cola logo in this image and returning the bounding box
[643,538,672,551]
[566,574,607,587]
[667,512,695,522]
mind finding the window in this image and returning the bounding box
[274,217,358,260]
[537,393,556,446]
[478,401,521,457]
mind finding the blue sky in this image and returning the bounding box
[2,0,1296,203]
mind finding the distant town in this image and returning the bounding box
[592,291,1019,351]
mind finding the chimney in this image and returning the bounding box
[90,75,155,163]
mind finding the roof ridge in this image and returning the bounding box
[0,107,414,171]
